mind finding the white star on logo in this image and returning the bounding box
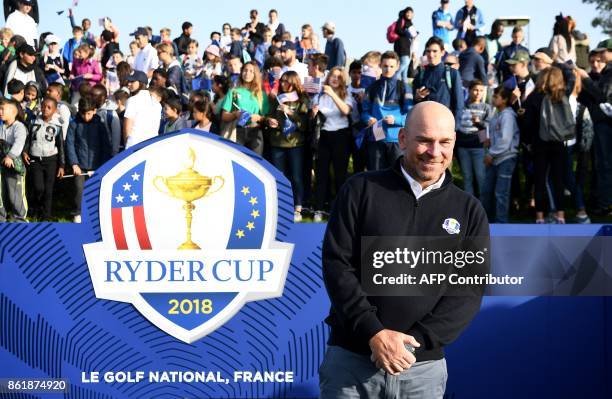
[131,172,140,181]
[115,194,124,203]
[123,182,131,191]
[130,193,139,202]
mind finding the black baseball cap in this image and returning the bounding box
[281,41,296,51]
[126,70,148,85]
[130,27,148,37]
[17,43,38,56]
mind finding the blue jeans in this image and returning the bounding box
[456,147,485,198]
[398,55,411,82]
[269,146,304,207]
[482,157,517,223]
[593,121,612,208]
[319,346,447,399]
[367,141,403,171]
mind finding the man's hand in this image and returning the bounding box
[484,154,493,166]
[415,87,430,101]
[267,118,279,128]
[369,329,420,375]
[22,152,30,166]
[72,165,82,176]
[57,167,65,178]
[383,115,395,125]
[367,117,377,127]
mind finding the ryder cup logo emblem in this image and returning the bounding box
[442,218,461,235]
[84,131,293,343]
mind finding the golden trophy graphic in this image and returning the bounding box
[153,148,224,250]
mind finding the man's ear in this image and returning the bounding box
[398,127,407,150]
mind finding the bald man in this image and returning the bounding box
[320,102,489,398]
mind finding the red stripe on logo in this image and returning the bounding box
[133,206,152,250]
[111,208,128,250]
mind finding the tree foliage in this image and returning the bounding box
[582,0,612,35]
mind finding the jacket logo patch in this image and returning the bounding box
[442,218,461,234]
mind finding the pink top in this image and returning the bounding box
[70,58,102,91]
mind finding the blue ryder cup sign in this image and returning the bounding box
[84,130,293,343]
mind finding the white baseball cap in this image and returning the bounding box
[45,34,61,45]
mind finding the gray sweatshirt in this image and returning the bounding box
[0,120,27,159]
[487,107,519,165]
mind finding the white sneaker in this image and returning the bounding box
[294,210,302,223]
[313,211,323,223]
[73,215,82,223]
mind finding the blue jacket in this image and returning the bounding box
[432,8,454,45]
[459,47,487,85]
[361,77,413,142]
[66,114,112,170]
[325,36,346,69]
[413,63,465,129]
[62,37,84,65]
[454,6,485,40]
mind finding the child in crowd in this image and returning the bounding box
[0,28,14,58]
[70,44,102,104]
[457,79,493,198]
[105,50,123,94]
[225,55,243,88]
[347,60,367,173]
[126,41,139,69]
[23,97,64,220]
[42,34,65,84]
[262,56,284,97]
[181,39,203,89]
[199,45,223,95]
[45,83,72,140]
[482,86,520,223]
[113,89,130,141]
[0,99,28,222]
[452,38,467,57]
[360,51,382,90]
[23,82,41,125]
[212,75,229,118]
[192,98,218,133]
[162,96,190,133]
[229,28,244,58]
[65,97,111,223]
[6,79,24,102]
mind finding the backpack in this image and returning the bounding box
[386,19,403,44]
[538,95,576,142]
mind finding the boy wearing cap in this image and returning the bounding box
[322,22,345,69]
[503,49,534,110]
[281,41,308,83]
[5,0,37,47]
[133,28,159,79]
[123,70,162,149]
[496,26,529,84]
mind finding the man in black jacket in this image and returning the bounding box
[173,22,192,57]
[320,101,489,398]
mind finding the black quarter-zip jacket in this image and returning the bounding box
[322,158,490,362]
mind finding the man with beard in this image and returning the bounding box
[280,41,308,83]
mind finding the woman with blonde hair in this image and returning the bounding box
[220,61,269,154]
[311,66,354,222]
